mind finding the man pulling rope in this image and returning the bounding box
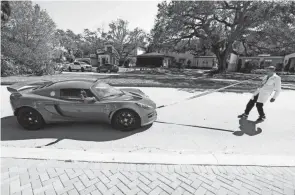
[238,66,282,123]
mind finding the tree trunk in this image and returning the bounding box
[216,52,227,72]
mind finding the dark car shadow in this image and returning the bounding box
[233,118,262,136]
[1,116,152,143]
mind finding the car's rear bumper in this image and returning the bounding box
[84,67,92,71]
[141,110,157,126]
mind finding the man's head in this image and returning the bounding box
[80,90,87,97]
[265,66,275,76]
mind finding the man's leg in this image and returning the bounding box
[238,95,258,118]
[256,102,266,122]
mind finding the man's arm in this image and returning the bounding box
[84,97,96,103]
[271,77,282,101]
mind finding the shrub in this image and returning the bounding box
[240,61,259,73]
[1,58,16,76]
[284,61,290,71]
[252,69,267,74]
[275,63,284,71]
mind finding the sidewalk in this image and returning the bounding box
[1,157,295,195]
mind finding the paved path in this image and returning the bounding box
[1,158,295,195]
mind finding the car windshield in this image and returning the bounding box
[91,82,123,98]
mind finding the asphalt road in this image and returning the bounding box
[1,85,295,158]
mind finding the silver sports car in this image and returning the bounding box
[7,79,157,131]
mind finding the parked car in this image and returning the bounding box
[97,63,119,73]
[7,80,157,131]
[66,61,92,72]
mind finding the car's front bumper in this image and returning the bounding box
[141,110,157,126]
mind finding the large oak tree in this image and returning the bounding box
[151,1,295,71]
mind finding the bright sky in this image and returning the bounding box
[33,0,162,34]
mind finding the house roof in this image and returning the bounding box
[137,52,173,58]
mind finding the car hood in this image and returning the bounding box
[101,88,156,108]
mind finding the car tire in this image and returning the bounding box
[68,67,72,72]
[16,107,45,130]
[111,109,141,131]
[97,69,100,73]
[81,67,85,72]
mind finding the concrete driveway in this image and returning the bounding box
[1,85,295,163]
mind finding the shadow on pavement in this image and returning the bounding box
[233,118,262,136]
[1,116,151,142]
[155,121,235,133]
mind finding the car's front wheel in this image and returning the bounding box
[16,107,45,130]
[111,109,141,131]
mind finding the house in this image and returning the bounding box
[163,51,195,67]
[136,52,173,68]
[238,55,284,69]
[90,44,120,67]
[89,54,98,67]
[284,53,295,70]
[120,46,146,67]
[194,56,217,68]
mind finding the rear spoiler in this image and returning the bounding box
[7,80,53,93]
[7,87,18,93]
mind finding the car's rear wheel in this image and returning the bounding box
[16,107,45,130]
[111,109,141,131]
[81,67,85,72]
[68,67,72,72]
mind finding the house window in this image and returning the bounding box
[179,58,185,64]
[107,46,112,53]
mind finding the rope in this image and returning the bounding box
[156,75,261,109]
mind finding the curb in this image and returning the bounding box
[2,147,295,167]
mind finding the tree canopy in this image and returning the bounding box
[151,1,295,71]
[105,19,148,64]
[1,1,56,74]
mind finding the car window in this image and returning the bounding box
[91,82,123,98]
[74,62,80,65]
[60,88,95,101]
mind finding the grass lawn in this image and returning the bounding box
[1,71,295,92]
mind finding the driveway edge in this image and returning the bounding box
[2,147,295,167]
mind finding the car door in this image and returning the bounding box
[56,88,108,121]
[72,62,79,70]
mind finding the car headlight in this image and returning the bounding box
[136,103,153,109]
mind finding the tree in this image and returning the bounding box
[1,1,56,75]
[151,1,295,72]
[83,28,104,54]
[106,19,147,65]
[1,1,11,26]
[243,2,295,56]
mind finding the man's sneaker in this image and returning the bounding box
[256,116,266,123]
[238,113,248,118]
